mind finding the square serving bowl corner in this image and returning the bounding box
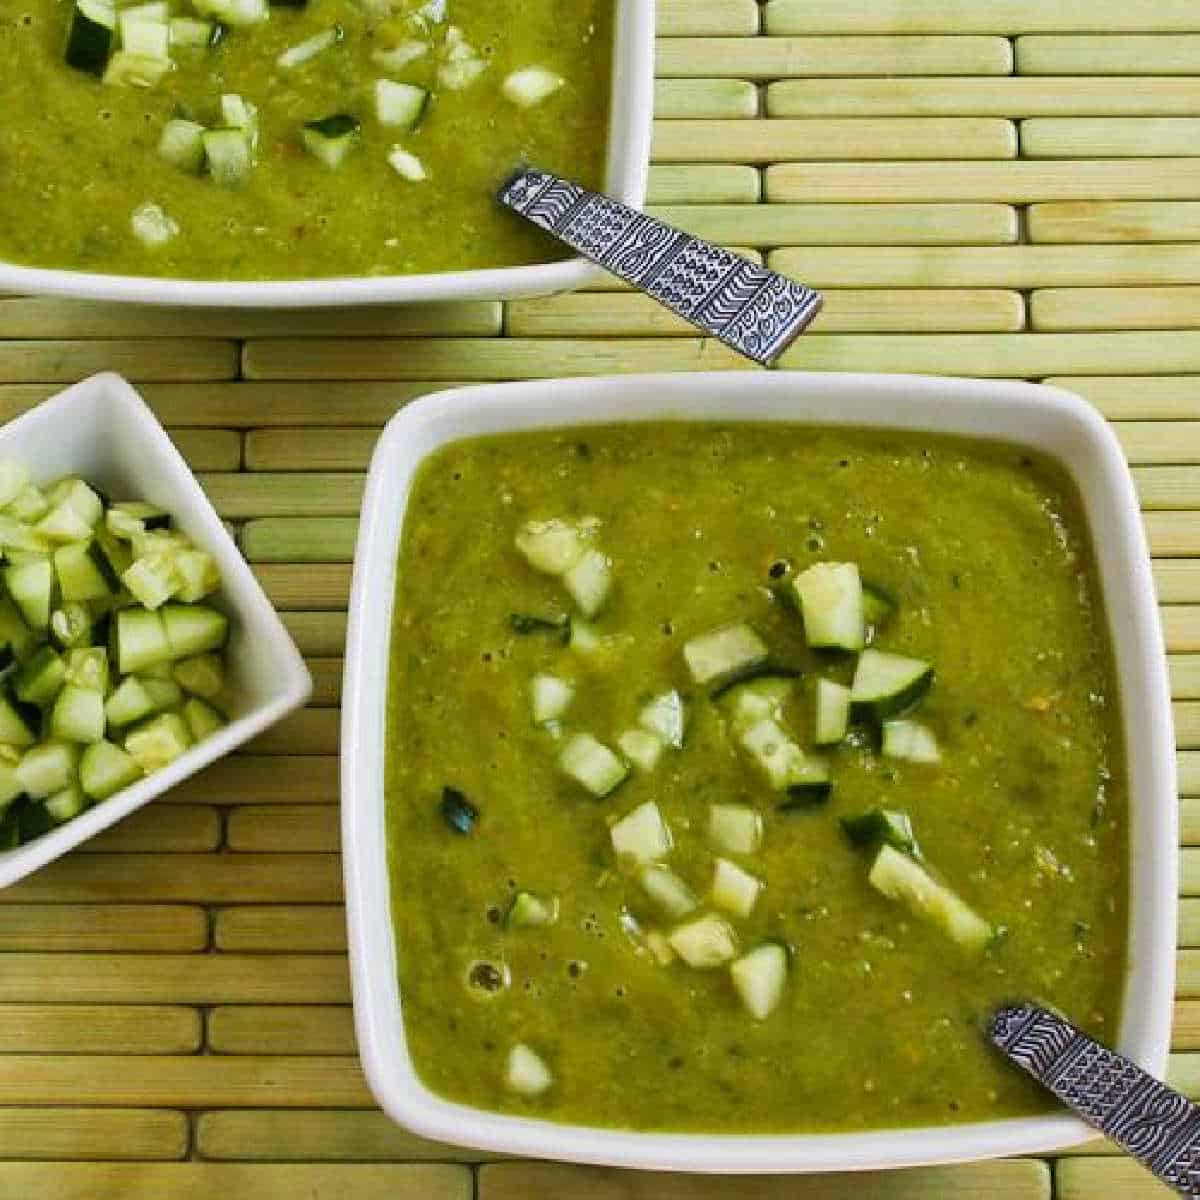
[0,372,312,888]
[0,0,655,309]
[342,370,1176,1174]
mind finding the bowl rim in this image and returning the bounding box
[0,0,655,308]
[341,370,1176,1174]
[0,372,312,887]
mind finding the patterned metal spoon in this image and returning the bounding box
[499,166,823,367]
[991,1004,1200,1196]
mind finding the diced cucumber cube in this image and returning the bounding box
[115,608,170,674]
[730,942,788,1020]
[505,891,559,929]
[375,78,429,129]
[638,864,697,919]
[141,677,183,713]
[182,697,224,741]
[51,604,94,649]
[54,542,118,603]
[711,857,762,919]
[6,484,50,524]
[44,785,88,824]
[0,515,50,552]
[14,646,66,707]
[882,718,941,764]
[50,684,106,744]
[17,741,80,798]
[122,552,181,610]
[515,519,586,576]
[814,677,852,746]
[562,548,612,617]
[386,146,427,182]
[158,118,207,173]
[161,605,228,659]
[637,690,686,748]
[707,804,763,856]
[868,844,993,954]
[65,647,108,694]
[501,65,565,108]
[530,674,573,725]
[793,562,865,652]
[558,733,627,798]
[683,623,768,691]
[277,25,342,69]
[617,728,663,772]
[505,1043,552,1096]
[668,913,739,969]
[172,654,224,700]
[840,807,922,860]
[608,800,671,866]
[47,479,103,528]
[5,558,53,630]
[125,712,193,773]
[104,677,157,728]
[79,739,144,800]
[850,649,934,721]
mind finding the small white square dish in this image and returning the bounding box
[341,370,1175,1174]
[0,0,654,309]
[0,372,311,888]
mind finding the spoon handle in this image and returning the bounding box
[499,167,823,367]
[991,1004,1200,1196]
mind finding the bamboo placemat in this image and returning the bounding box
[0,2,1198,1197]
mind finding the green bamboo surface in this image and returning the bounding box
[0,2,1198,1196]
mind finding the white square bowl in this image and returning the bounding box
[0,372,311,888]
[342,371,1176,1174]
[0,0,654,309]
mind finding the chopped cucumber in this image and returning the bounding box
[505,1043,552,1096]
[617,728,663,772]
[561,549,612,618]
[683,623,768,691]
[192,0,268,26]
[6,485,50,525]
[638,690,686,749]
[793,562,864,652]
[850,649,934,721]
[668,913,739,969]
[375,79,430,129]
[730,942,788,1020]
[0,462,30,509]
[371,41,427,71]
[638,864,698,918]
[44,785,88,825]
[530,674,573,725]
[102,51,171,87]
[64,647,107,693]
[840,807,921,859]
[301,115,361,169]
[725,676,794,730]
[203,128,253,187]
[814,677,851,746]
[172,654,224,700]
[707,803,762,856]
[502,65,565,108]
[0,694,37,747]
[141,677,183,713]
[515,519,586,576]
[119,12,169,60]
[14,647,67,707]
[124,712,192,773]
[776,760,832,808]
[0,514,51,552]
[161,605,228,658]
[505,891,559,929]
[0,761,23,808]
[79,739,143,800]
[277,25,342,69]
[122,552,181,609]
[159,119,208,173]
[558,733,627,798]
[862,581,897,642]
[115,608,170,674]
[711,858,762,919]
[882,718,940,764]
[5,558,53,631]
[46,479,103,525]
[609,800,672,866]
[130,202,180,247]
[65,0,116,74]
[387,146,426,182]
[0,595,35,661]
[169,16,218,47]
[104,677,157,728]
[737,717,829,801]
[568,620,603,655]
[54,542,120,603]
[182,697,224,741]
[50,685,106,744]
[868,844,994,954]
[17,742,79,798]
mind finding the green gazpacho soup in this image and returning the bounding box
[0,0,611,278]
[386,423,1127,1133]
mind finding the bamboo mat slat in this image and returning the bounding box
[1,9,1197,1198]
[1015,35,1200,76]
[212,906,348,953]
[655,36,1015,79]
